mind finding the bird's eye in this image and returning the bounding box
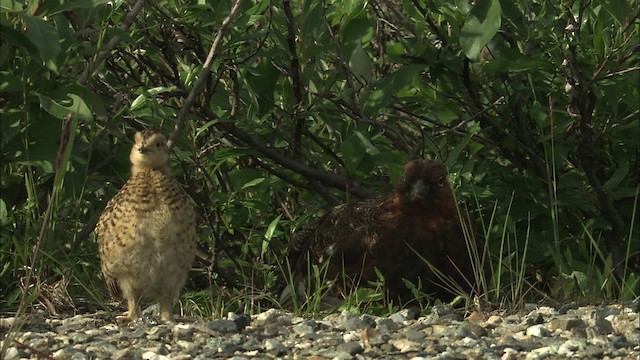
[437,176,445,187]
[156,142,162,147]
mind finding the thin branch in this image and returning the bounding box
[167,0,246,149]
[410,0,447,46]
[78,0,146,85]
[596,66,640,81]
[325,21,365,125]
[205,110,377,199]
[381,0,417,36]
[282,0,305,151]
[563,15,626,276]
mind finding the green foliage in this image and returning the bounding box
[1,0,638,318]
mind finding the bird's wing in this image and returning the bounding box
[288,198,384,272]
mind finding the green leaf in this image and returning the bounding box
[130,86,177,111]
[241,177,266,189]
[0,0,25,12]
[603,160,629,192]
[22,14,61,72]
[228,168,267,191]
[0,199,8,226]
[48,0,109,16]
[354,130,380,155]
[38,93,94,121]
[195,119,218,139]
[460,0,501,59]
[262,214,282,256]
[365,64,423,114]
[349,43,372,84]
[446,131,473,167]
[0,71,24,92]
[0,24,39,57]
[600,0,628,26]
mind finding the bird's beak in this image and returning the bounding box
[409,179,429,202]
[138,143,147,154]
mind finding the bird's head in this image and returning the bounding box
[129,130,170,175]
[394,159,450,206]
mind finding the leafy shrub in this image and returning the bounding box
[1,0,637,316]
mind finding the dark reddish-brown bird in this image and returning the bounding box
[285,159,476,307]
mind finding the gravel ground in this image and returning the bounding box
[1,301,638,359]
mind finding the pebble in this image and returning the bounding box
[1,304,638,359]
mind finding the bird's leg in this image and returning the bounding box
[127,296,141,321]
[159,296,174,322]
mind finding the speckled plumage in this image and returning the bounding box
[286,159,475,306]
[95,130,196,321]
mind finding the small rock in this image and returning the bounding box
[593,315,614,335]
[467,311,485,322]
[431,304,454,318]
[487,315,503,325]
[146,325,171,340]
[370,333,391,346]
[439,313,464,322]
[3,347,19,360]
[583,345,605,358]
[360,314,377,327]
[337,311,369,331]
[457,322,488,339]
[558,302,579,314]
[404,329,426,342]
[497,335,518,347]
[172,323,195,340]
[528,345,554,358]
[343,331,360,342]
[176,339,197,352]
[501,347,520,360]
[557,338,587,355]
[0,317,16,329]
[293,320,317,336]
[111,349,134,360]
[610,313,638,335]
[547,318,586,332]
[423,324,449,336]
[389,307,419,323]
[204,319,238,332]
[337,341,363,355]
[376,317,399,333]
[526,324,548,337]
[142,351,169,360]
[142,345,169,356]
[254,309,290,326]
[390,338,420,352]
[610,335,629,348]
[232,314,251,331]
[524,312,544,325]
[264,338,286,355]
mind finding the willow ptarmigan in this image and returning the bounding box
[95,130,196,321]
[285,159,476,307]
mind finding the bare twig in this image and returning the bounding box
[167,0,246,149]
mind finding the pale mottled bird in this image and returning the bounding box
[95,130,196,322]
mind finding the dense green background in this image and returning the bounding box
[1,0,638,316]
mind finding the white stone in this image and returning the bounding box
[526,324,549,337]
